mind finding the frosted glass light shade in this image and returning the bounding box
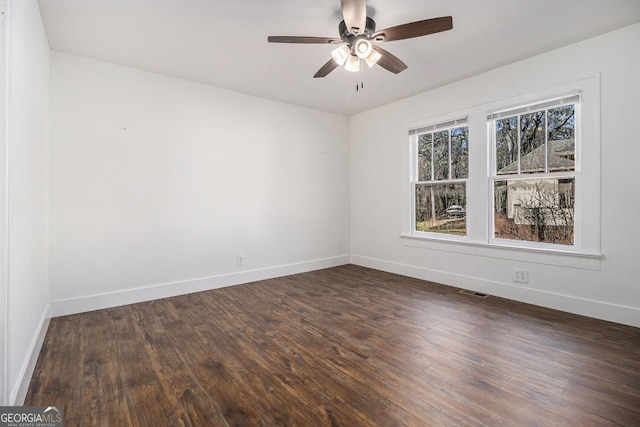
[365,49,382,67]
[331,45,351,65]
[344,55,360,72]
[354,39,373,59]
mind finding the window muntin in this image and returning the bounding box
[489,96,578,246]
[412,123,469,236]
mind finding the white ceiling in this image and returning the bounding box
[38,0,640,116]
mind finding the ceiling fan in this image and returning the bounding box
[267,0,453,78]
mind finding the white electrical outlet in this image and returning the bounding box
[513,267,529,283]
[237,255,244,266]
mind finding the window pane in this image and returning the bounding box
[495,117,518,175]
[450,127,469,179]
[433,130,449,180]
[415,183,466,235]
[547,105,575,141]
[417,133,432,181]
[493,177,574,245]
[547,105,575,172]
[520,111,546,174]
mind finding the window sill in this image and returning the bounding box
[399,234,602,270]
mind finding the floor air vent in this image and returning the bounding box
[459,289,489,298]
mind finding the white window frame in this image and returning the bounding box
[409,117,469,241]
[488,94,581,250]
[401,75,601,264]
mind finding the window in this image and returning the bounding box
[402,76,599,259]
[489,95,578,246]
[410,118,469,236]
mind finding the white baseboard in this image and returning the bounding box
[351,254,640,328]
[50,255,351,318]
[11,306,50,405]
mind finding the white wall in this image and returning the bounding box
[350,24,640,327]
[48,52,350,313]
[2,0,50,405]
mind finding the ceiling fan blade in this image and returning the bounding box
[373,16,453,42]
[268,36,342,44]
[341,0,367,35]
[372,46,407,74]
[313,58,339,78]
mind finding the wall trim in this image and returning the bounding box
[50,255,351,318]
[0,0,10,406]
[11,305,49,405]
[351,254,640,328]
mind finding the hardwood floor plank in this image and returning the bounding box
[24,265,640,426]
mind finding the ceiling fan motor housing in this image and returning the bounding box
[339,17,377,41]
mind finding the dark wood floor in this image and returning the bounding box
[26,265,640,426]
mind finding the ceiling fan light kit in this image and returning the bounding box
[354,38,373,58]
[268,0,453,78]
[364,48,382,68]
[331,45,351,65]
[344,54,361,72]
[332,39,379,72]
